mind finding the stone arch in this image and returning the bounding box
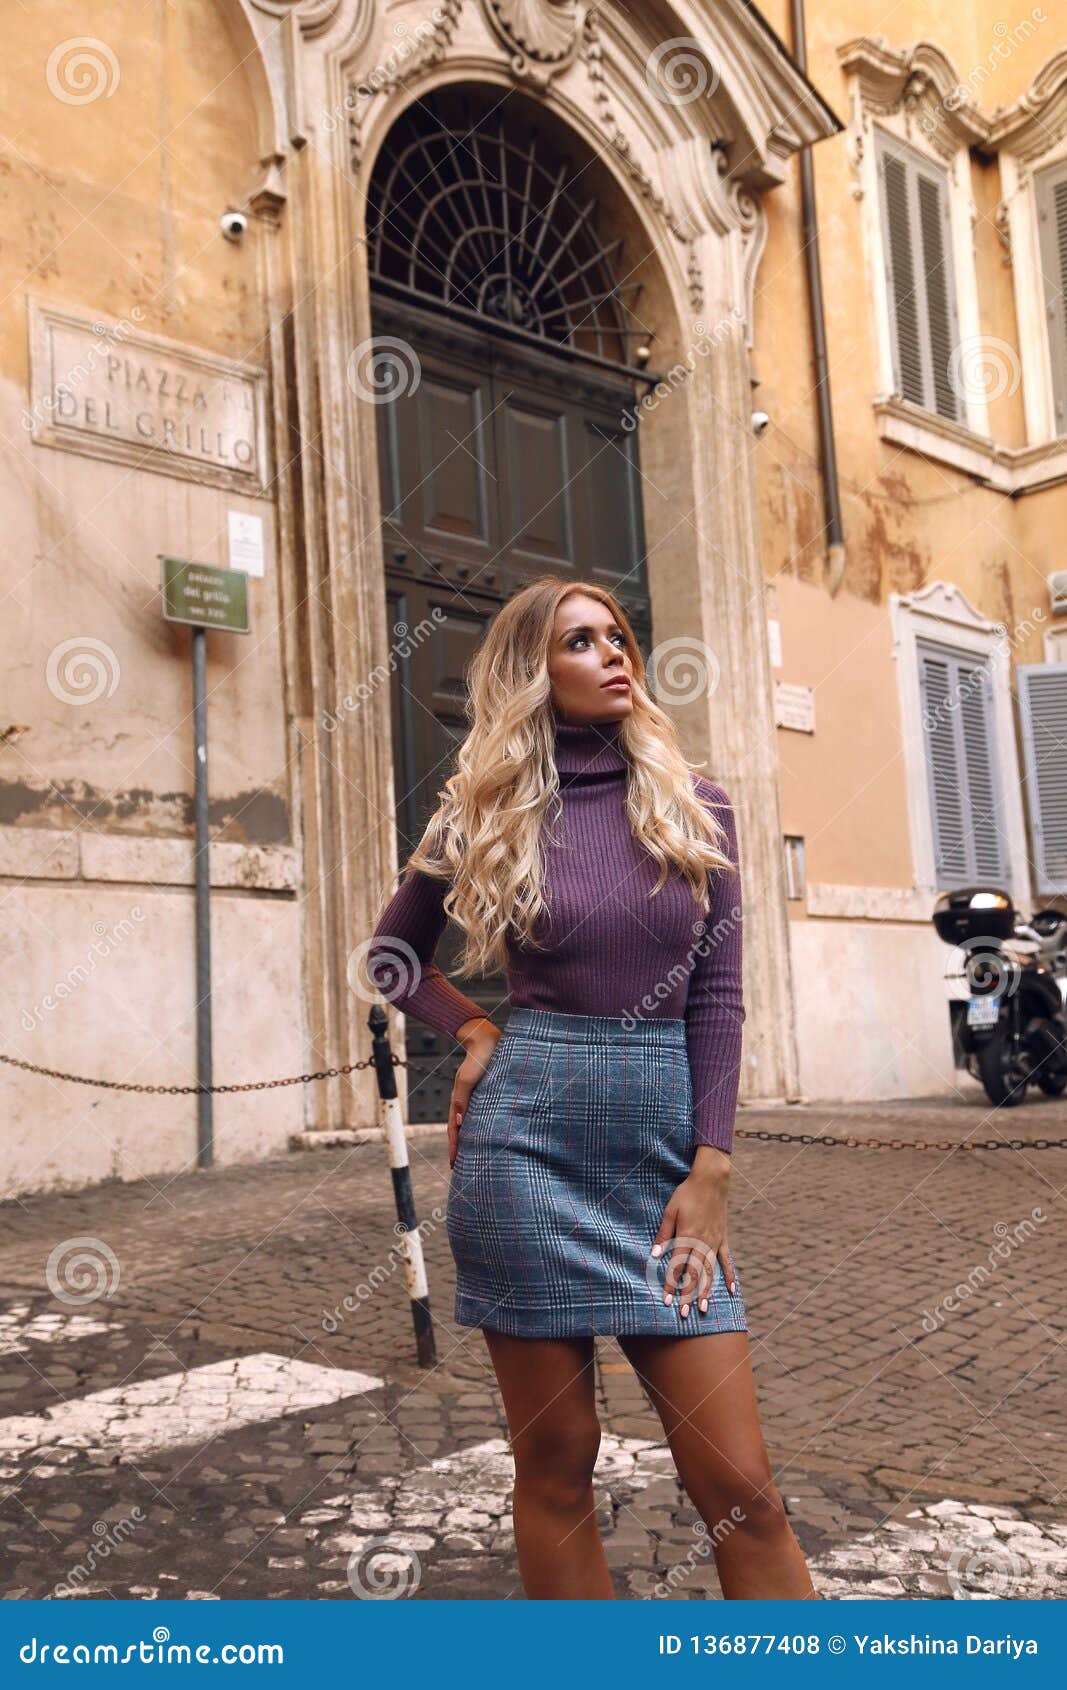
[269,2,837,1125]
[213,0,291,168]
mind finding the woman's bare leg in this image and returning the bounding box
[618,1331,817,1599]
[482,1329,614,1599]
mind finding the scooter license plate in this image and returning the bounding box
[967,994,1001,1028]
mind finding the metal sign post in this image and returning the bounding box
[160,557,251,1171]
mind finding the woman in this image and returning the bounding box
[368,576,815,1600]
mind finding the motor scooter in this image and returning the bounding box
[933,886,1067,1107]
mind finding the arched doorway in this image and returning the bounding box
[366,83,658,1119]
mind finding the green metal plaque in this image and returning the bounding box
[160,556,250,633]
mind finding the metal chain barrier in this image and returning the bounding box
[3,1052,1066,1146]
[736,1127,1067,1151]
[0,1050,405,1095]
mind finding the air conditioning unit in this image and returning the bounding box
[1048,570,1067,615]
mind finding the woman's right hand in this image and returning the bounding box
[448,1017,501,1168]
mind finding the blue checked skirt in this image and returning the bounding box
[445,1008,747,1340]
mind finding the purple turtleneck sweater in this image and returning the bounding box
[367,718,745,1153]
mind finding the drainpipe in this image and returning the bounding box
[790,0,846,595]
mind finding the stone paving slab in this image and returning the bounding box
[0,1353,383,1464]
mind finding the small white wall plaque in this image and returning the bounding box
[774,681,815,733]
[228,510,265,577]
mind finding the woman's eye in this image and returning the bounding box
[568,631,625,650]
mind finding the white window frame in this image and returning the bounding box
[890,581,1030,903]
[871,127,968,427]
[1042,622,1067,664]
[1000,141,1067,446]
[837,37,1067,491]
[852,111,986,437]
[1017,661,1067,896]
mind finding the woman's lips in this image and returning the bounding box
[602,679,631,690]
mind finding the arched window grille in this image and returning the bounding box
[367,88,649,369]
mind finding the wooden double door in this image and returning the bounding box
[374,296,652,1120]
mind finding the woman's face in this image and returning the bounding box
[546,592,634,726]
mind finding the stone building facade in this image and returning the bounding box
[3,0,1064,1195]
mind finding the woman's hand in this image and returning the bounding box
[448,1016,501,1168]
[651,1145,736,1317]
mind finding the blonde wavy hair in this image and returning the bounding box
[404,576,737,979]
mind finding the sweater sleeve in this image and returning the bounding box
[367,868,486,1040]
[684,780,746,1154]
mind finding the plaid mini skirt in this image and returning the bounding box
[445,1007,747,1340]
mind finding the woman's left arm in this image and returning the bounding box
[650,779,746,1316]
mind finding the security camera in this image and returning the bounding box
[220,209,248,242]
[751,410,770,436]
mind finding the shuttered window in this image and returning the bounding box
[917,640,1006,886]
[875,129,961,422]
[1035,158,1067,437]
[1017,663,1067,894]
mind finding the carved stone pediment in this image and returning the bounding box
[987,47,1067,162]
[839,34,1067,169]
[896,578,1000,635]
[837,36,992,160]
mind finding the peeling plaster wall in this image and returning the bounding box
[754,0,1067,1100]
[0,0,303,1191]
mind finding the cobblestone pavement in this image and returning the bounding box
[0,1093,1064,1601]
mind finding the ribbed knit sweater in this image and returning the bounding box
[367,716,746,1153]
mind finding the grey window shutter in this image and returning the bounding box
[1017,663,1067,894]
[1035,159,1067,437]
[919,649,968,881]
[876,129,961,423]
[918,640,1006,886]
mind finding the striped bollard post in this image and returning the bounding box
[368,1003,437,1368]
